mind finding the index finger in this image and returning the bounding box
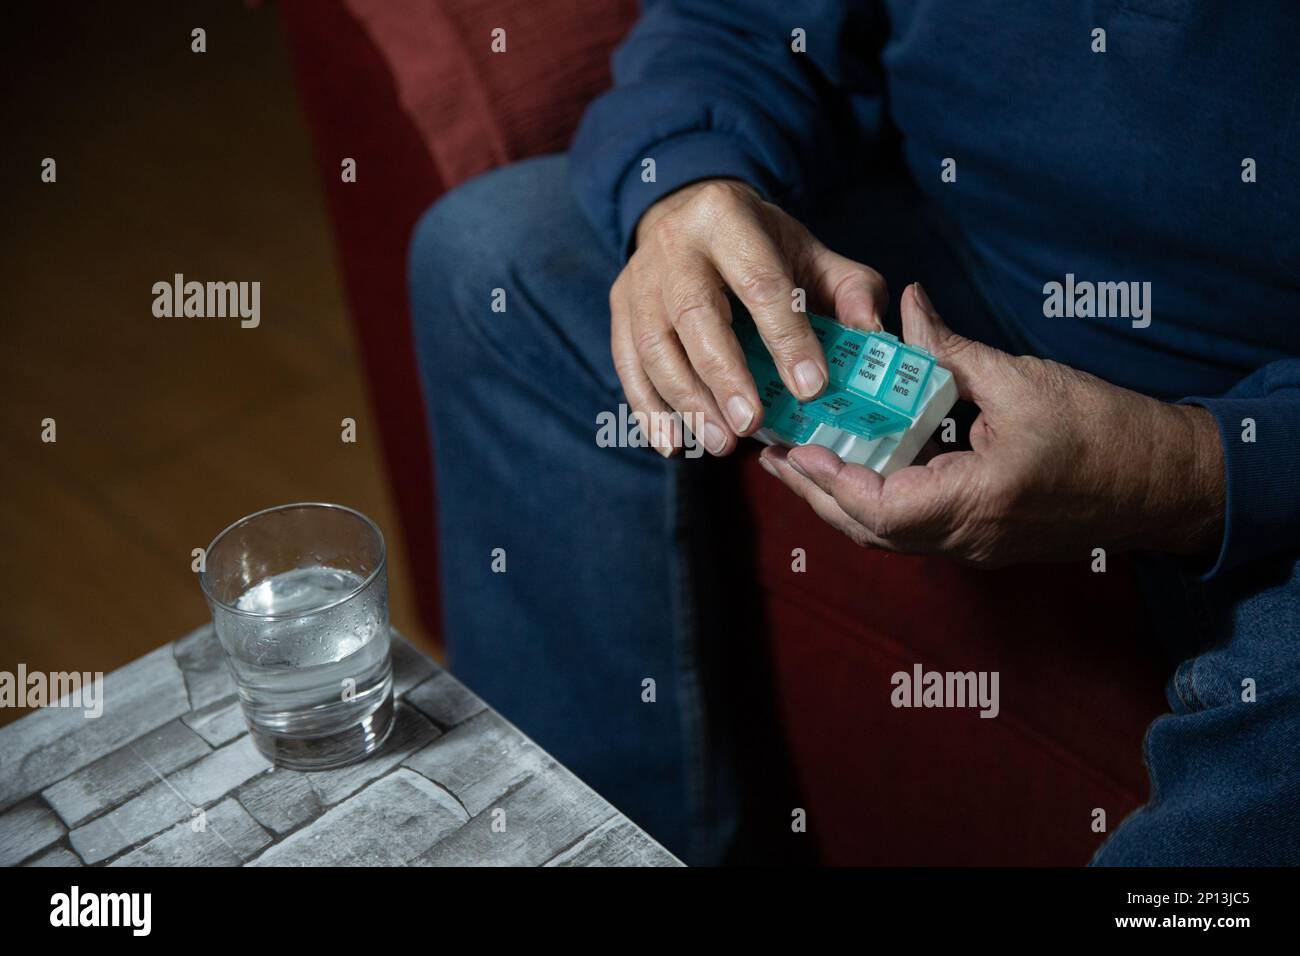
[704,213,828,402]
[661,253,764,435]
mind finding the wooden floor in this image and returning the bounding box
[0,1,436,727]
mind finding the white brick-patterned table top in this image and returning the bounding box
[0,628,681,868]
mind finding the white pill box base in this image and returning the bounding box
[753,366,958,476]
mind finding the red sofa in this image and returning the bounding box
[280,0,1170,865]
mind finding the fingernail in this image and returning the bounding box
[793,360,825,399]
[700,420,729,455]
[787,454,810,478]
[913,282,934,314]
[759,456,779,477]
[726,395,755,433]
[650,421,674,457]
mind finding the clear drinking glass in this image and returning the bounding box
[200,503,394,769]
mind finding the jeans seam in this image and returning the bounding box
[1173,659,1200,711]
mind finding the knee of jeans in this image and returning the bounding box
[408,189,492,375]
[408,157,621,404]
[409,157,574,368]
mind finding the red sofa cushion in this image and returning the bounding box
[283,0,1169,865]
[281,0,450,636]
[740,453,1167,864]
[345,0,640,186]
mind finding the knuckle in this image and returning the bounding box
[608,269,629,303]
[667,297,717,332]
[832,276,885,320]
[648,213,689,251]
[761,324,811,361]
[737,268,790,307]
[663,380,701,410]
[651,363,698,406]
[633,325,667,359]
[842,267,887,299]
[611,349,640,380]
[933,329,976,364]
[693,347,738,387]
[692,180,742,218]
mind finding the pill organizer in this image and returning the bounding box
[737,312,957,476]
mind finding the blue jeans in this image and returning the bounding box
[409,154,1300,865]
[1092,552,1300,864]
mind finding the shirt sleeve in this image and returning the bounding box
[569,0,885,258]
[1180,358,1300,579]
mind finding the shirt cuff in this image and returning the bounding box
[614,131,778,259]
[1179,395,1300,580]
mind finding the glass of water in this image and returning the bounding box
[200,503,394,770]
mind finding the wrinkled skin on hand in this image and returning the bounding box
[760,283,1226,568]
[611,179,887,456]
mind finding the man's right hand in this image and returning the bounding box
[610,178,889,457]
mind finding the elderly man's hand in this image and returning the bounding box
[760,283,1227,567]
[612,179,888,457]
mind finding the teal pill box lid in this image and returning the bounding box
[733,310,936,444]
[879,343,935,416]
[804,391,910,438]
[846,331,899,401]
[768,397,818,443]
[743,347,789,416]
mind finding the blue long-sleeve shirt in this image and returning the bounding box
[571,0,1300,578]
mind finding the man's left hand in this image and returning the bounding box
[760,283,1226,568]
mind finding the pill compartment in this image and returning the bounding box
[738,311,957,475]
[826,329,866,388]
[848,332,900,399]
[880,344,935,416]
[768,400,819,444]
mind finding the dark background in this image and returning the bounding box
[0,0,436,727]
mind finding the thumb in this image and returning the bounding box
[902,282,1006,404]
